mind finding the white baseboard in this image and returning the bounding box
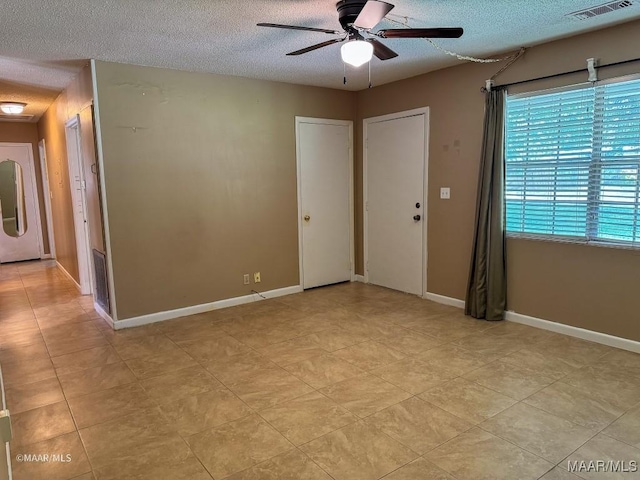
[41,254,52,259]
[505,311,640,354]
[56,261,81,292]
[424,292,465,309]
[113,285,303,330]
[94,302,115,329]
[423,292,640,354]
[354,275,365,283]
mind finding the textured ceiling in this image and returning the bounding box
[1,0,640,120]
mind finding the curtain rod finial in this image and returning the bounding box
[485,79,494,92]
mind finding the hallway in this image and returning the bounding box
[1,261,640,480]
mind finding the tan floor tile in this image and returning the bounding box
[603,403,640,449]
[186,414,292,479]
[378,331,444,356]
[179,334,251,363]
[36,311,95,329]
[228,367,314,410]
[140,365,222,405]
[425,428,554,480]
[41,322,109,356]
[0,341,49,365]
[99,323,163,344]
[319,373,411,418]
[540,468,583,480]
[409,318,478,342]
[68,383,156,428]
[51,345,121,376]
[0,328,44,349]
[535,336,612,368]
[226,449,331,480]
[452,333,524,360]
[304,327,369,351]
[481,403,597,463]
[560,366,640,411]
[286,313,339,335]
[12,401,76,447]
[58,362,136,398]
[259,392,357,445]
[92,441,212,480]
[80,407,181,468]
[595,349,640,379]
[259,336,329,366]
[367,396,472,454]
[501,348,578,380]
[371,358,453,395]
[564,433,640,479]
[125,348,198,379]
[301,421,417,480]
[12,432,91,480]
[463,360,556,400]
[417,344,491,377]
[230,322,306,348]
[524,382,623,430]
[111,334,182,360]
[6,377,64,414]
[283,353,365,389]
[159,387,253,436]
[420,378,517,424]
[383,457,457,480]
[333,341,405,371]
[203,350,281,384]
[161,317,227,344]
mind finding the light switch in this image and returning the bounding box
[440,187,451,200]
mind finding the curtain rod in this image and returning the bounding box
[483,56,640,92]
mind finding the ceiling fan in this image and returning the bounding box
[257,0,463,68]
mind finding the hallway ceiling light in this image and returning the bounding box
[0,102,27,114]
[341,40,374,67]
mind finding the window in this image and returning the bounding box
[505,76,640,247]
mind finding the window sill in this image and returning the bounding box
[506,233,640,251]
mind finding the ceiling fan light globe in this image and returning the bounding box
[0,102,26,115]
[341,40,374,67]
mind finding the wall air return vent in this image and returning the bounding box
[0,114,34,122]
[567,0,634,20]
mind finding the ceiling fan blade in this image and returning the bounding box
[368,39,398,60]
[354,0,395,29]
[286,38,345,56]
[257,23,342,35]
[377,27,464,38]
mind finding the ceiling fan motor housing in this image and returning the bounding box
[336,0,369,30]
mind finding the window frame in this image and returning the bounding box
[504,73,640,250]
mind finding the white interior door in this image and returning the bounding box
[365,110,428,296]
[297,118,353,289]
[65,118,93,295]
[0,143,42,263]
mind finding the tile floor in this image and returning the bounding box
[1,260,640,480]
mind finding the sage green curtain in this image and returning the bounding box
[465,88,507,321]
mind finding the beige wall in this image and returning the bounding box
[37,65,93,282]
[93,61,357,320]
[357,19,640,341]
[0,122,49,253]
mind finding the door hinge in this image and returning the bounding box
[0,410,12,443]
[81,180,86,190]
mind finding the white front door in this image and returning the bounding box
[365,110,428,296]
[0,143,42,263]
[297,118,353,289]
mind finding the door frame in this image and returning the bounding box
[38,139,56,259]
[363,107,430,297]
[0,142,44,261]
[64,116,93,295]
[295,116,355,289]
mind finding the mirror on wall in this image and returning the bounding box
[0,159,28,237]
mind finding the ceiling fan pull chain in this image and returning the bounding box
[368,60,372,88]
[344,62,347,85]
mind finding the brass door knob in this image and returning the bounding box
[304,215,311,222]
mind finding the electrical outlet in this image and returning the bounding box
[440,187,451,200]
[254,272,261,283]
[243,274,250,285]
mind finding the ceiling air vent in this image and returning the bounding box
[567,0,634,20]
[0,114,35,122]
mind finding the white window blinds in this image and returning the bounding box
[505,76,640,247]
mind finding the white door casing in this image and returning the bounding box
[296,117,354,289]
[38,139,56,259]
[0,143,43,263]
[65,117,93,295]
[364,108,429,296]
